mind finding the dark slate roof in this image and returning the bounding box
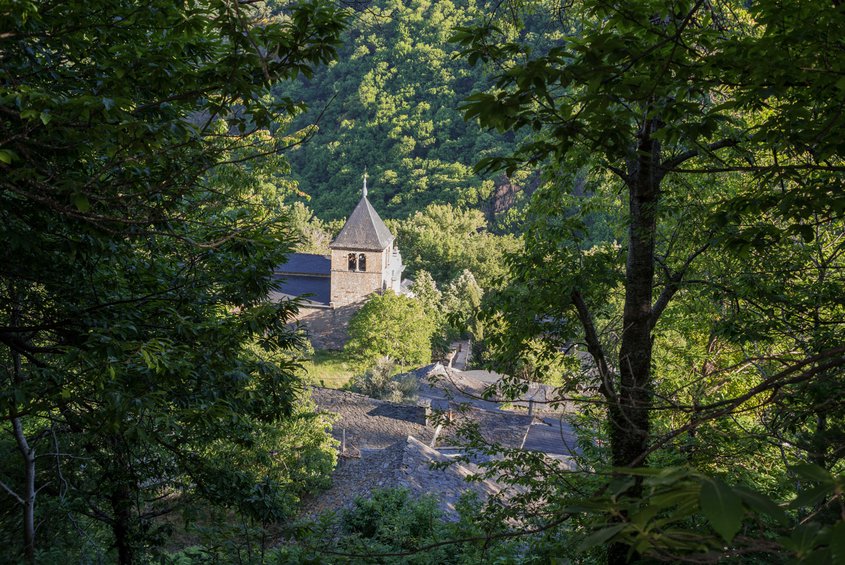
[270,274,330,305]
[330,197,394,251]
[311,387,433,449]
[275,253,331,276]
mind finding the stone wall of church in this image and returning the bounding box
[330,249,385,306]
[292,246,397,349]
[297,302,363,350]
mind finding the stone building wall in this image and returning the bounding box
[329,248,385,306]
[297,302,362,350]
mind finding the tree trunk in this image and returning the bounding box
[607,119,662,565]
[110,479,135,565]
[9,303,37,564]
[11,414,36,564]
[611,168,658,470]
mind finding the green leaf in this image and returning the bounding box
[578,523,626,551]
[733,485,788,524]
[786,522,821,556]
[607,476,636,497]
[648,486,700,512]
[789,484,834,510]
[0,149,17,164]
[71,193,91,212]
[791,463,834,485]
[699,477,744,543]
[802,549,834,565]
[830,522,845,565]
[648,467,690,486]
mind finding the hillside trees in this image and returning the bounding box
[280,0,537,220]
[409,270,451,355]
[0,0,345,561]
[456,0,845,560]
[288,201,344,254]
[410,270,444,322]
[442,269,485,351]
[392,203,520,288]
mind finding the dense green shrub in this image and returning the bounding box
[269,488,522,564]
[349,358,420,403]
[345,291,435,367]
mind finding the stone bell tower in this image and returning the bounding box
[329,173,404,307]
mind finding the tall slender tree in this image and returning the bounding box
[455,1,845,561]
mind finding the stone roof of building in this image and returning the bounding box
[394,436,502,519]
[311,387,433,450]
[330,196,394,251]
[269,253,332,306]
[302,384,576,522]
[276,253,331,276]
[311,386,533,452]
[440,406,533,449]
[415,364,578,456]
[269,275,331,306]
[299,436,504,521]
[298,439,407,519]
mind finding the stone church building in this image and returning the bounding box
[271,180,405,349]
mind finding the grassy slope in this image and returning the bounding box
[302,350,357,389]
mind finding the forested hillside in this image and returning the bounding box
[280,0,532,221]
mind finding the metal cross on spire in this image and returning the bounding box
[362,169,368,198]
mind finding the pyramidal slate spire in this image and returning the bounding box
[330,173,394,251]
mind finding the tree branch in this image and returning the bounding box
[571,290,616,400]
[0,479,24,505]
[606,164,628,182]
[660,138,739,172]
[629,345,845,466]
[650,240,711,329]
